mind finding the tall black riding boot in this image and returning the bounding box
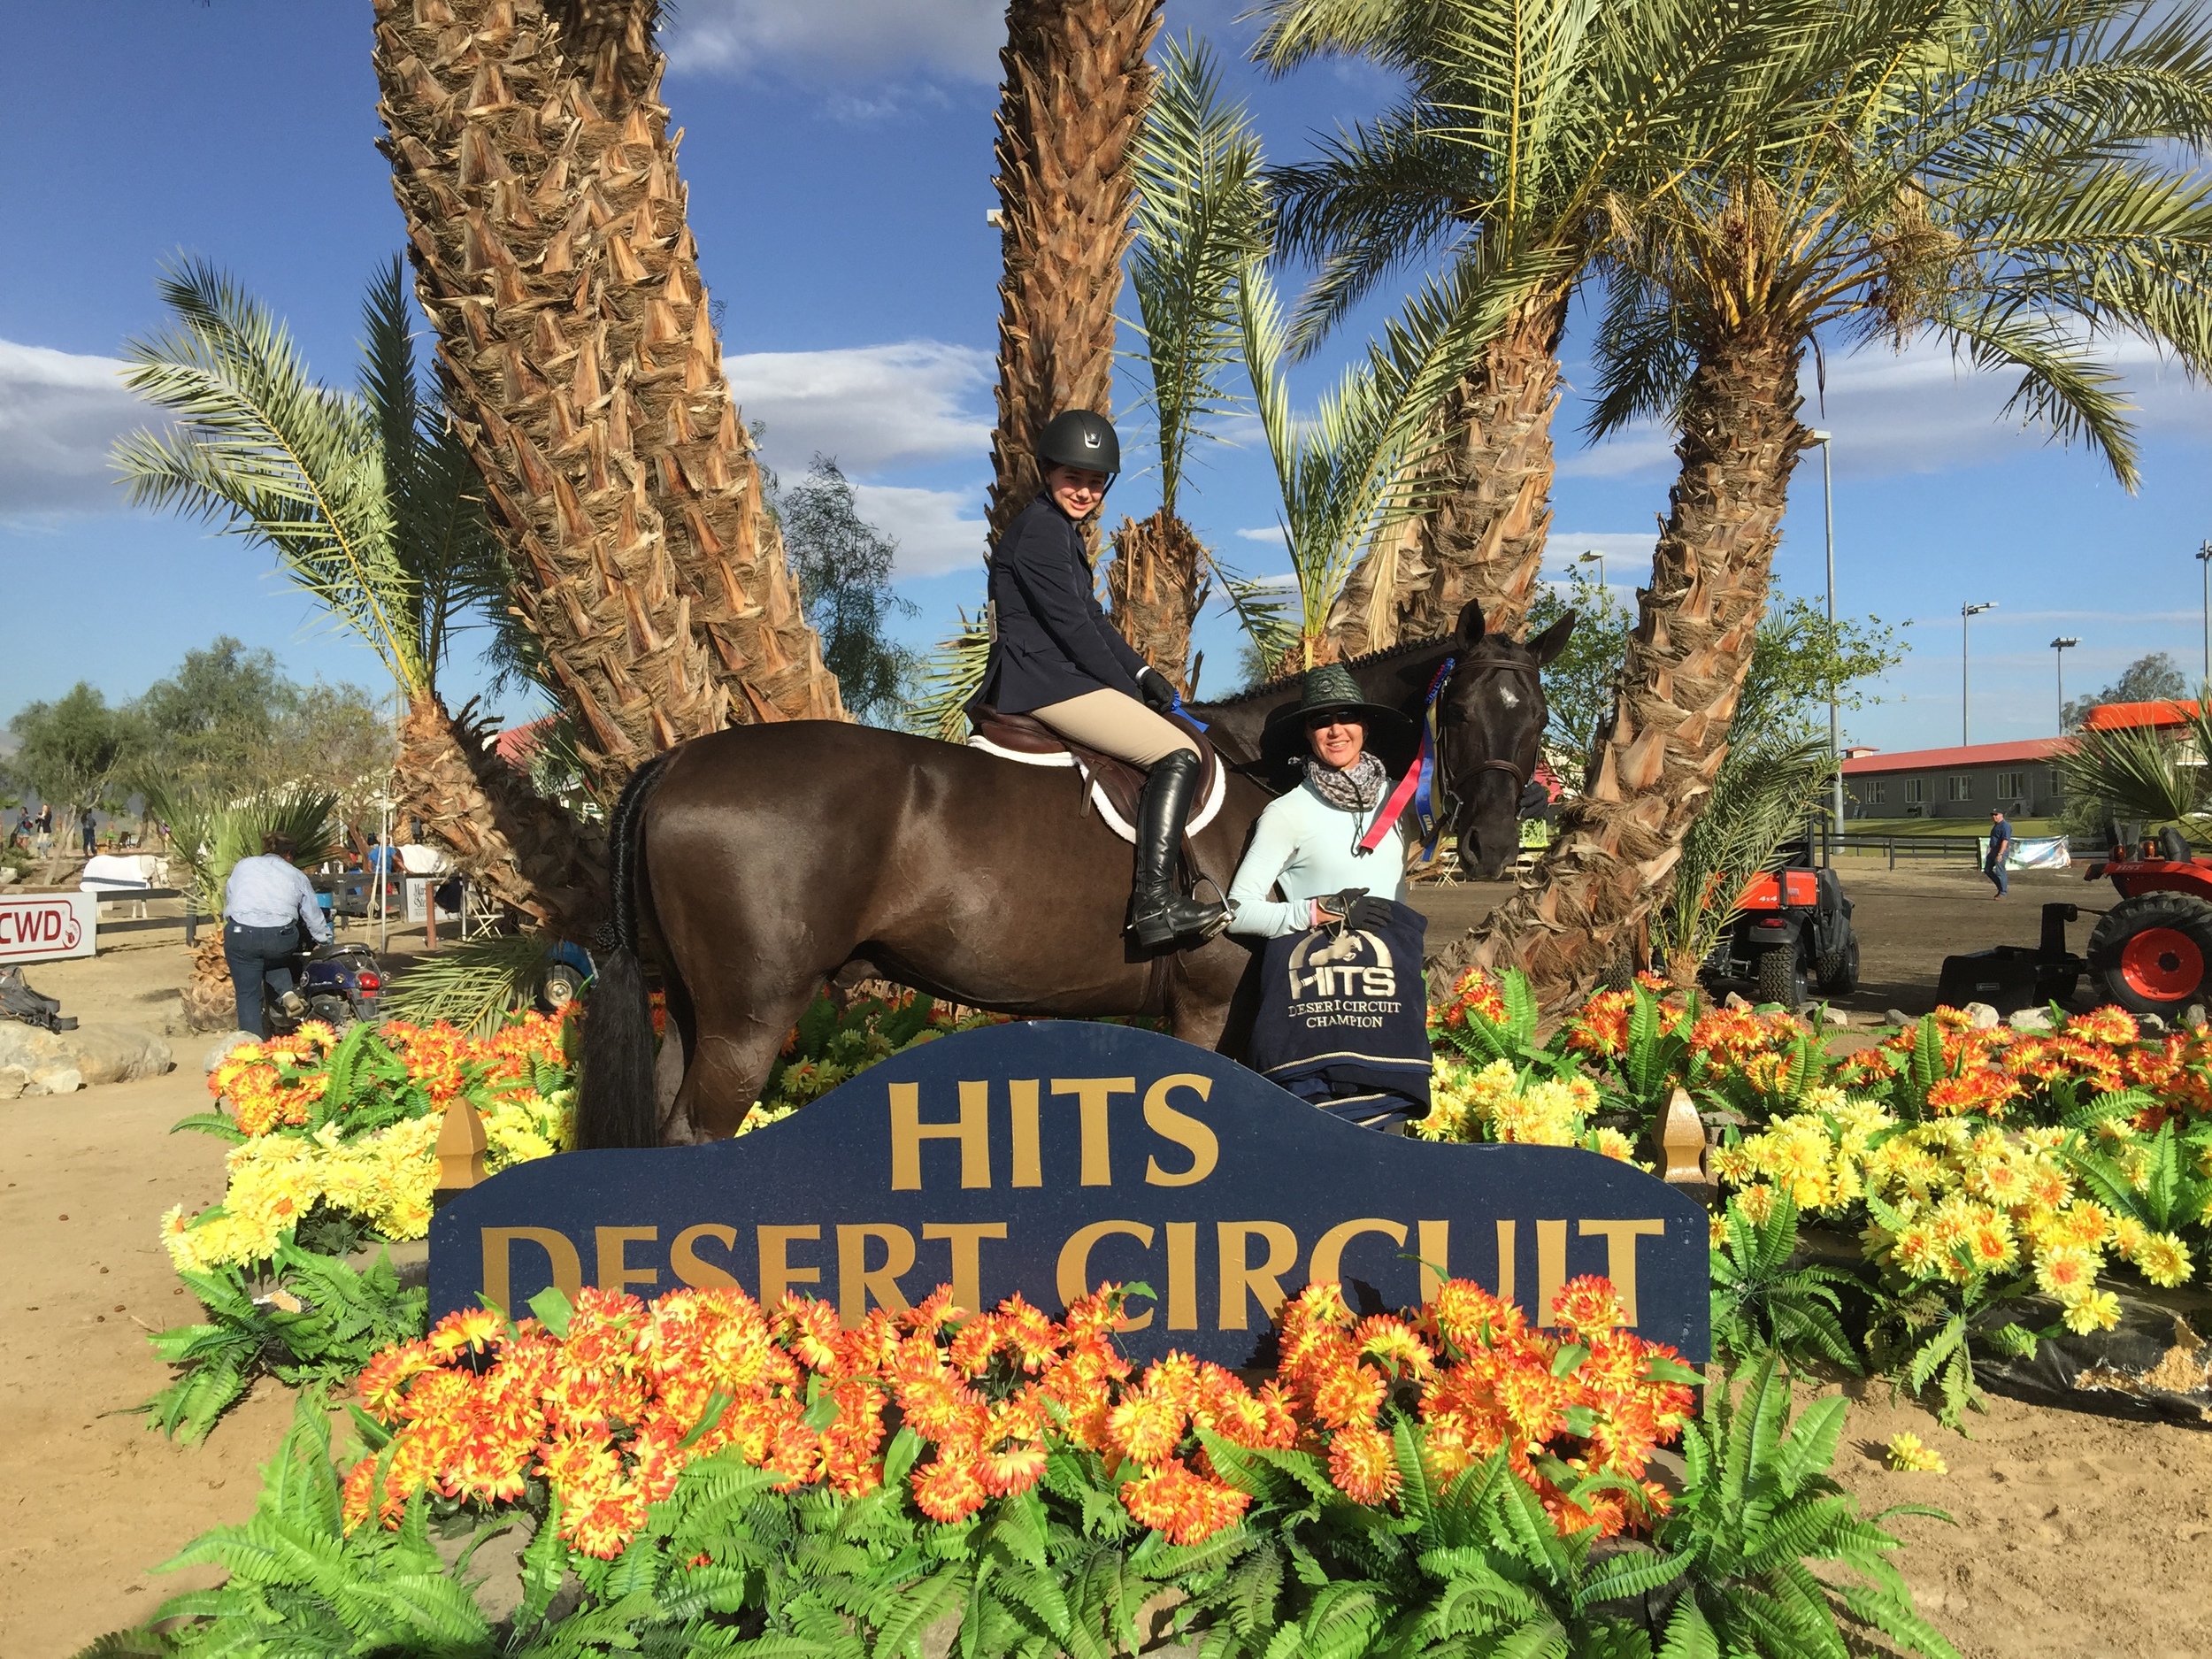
[1129,750,1228,949]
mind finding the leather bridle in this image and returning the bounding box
[1435,655,1544,809]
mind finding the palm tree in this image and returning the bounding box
[1108,35,1268,695]
[1441,0,2212,1000]
[1253,0,1755,653]
[370,0,842,800]
[985,0,1165,551]
[114,259,606,938]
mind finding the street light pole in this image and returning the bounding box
[1809,430,1841,854]
[2051,636,2080,731]
[1577,547,1606,593]
[2197,541,2212,682]
[1962,602,1996,745]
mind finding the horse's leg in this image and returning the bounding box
[653,973,695,1142]
[674,978,823,1140]
[1164,935,1258,1053]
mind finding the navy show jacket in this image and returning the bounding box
[971,493,1151,715]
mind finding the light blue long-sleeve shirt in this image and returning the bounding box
[224,854,331,941]
[1225,780,1406,939]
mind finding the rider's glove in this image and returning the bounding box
[1136,668,1178,713]
[1314,887,1369,926]
[1345,894,1391,931]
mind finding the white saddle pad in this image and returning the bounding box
[965,737,1228,845]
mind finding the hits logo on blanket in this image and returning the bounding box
[1250,901,1432,1125]
[1286,926,1401,1016]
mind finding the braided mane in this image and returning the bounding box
[1199,630,1457,710]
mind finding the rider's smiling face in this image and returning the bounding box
[1045,464,1110,519]
[1307,714,1366,771]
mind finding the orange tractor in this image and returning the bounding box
[2083,826,2212,1017]
[1700,844,1860,1009]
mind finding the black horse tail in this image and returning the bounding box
[576,751,677,1150]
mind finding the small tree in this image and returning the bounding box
[5,684,141,876]
[2062,649,2189,730]
[779,457,918,728]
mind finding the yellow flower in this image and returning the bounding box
[2061,1287,2123,1335]
[1886,1432,1947,1474]
[2136,1232,2194,1288]
[2032,1244,2100,1298]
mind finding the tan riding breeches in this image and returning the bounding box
[1030,688,1200,766]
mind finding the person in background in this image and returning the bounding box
[222,831,330,1033]
[81,811,97,856]
[1985,809,2014,899]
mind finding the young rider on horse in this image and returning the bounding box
[971,410,1227,949]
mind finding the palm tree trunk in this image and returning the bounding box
[1433,324,1804,1001]
[1326,291,1566,654]
[395,695,609,941]
[986,0,1164,552]
[1106,510,1203,694]
[371,0,843,801]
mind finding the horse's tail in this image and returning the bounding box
[576,750,677,1150]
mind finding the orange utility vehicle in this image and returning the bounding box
[1701,843,1860,1009]
[2083,826,2212,1016]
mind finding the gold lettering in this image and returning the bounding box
[1579,1218,1666,1325]
[1142,1073,1218,1186]
[1056,1220,1156,1327]
[888,1080,991,1191]
[1217,1221,1299,1330]
[1051,1077,1133,1185]
[1309,1217,1407,1289]
[1494,1219,1516,1304]
[1010,1079,1042,1187]
[1417,1220,1449,1303]
[481,1226,582,1316]
[757,1224,821,1310]
[595,1226,657,1295]
[924,1221,1010,1316]
[838,1224,917,1326]
[1537,1219,1568,1325]
[671,1223,738,1288]
[1165,1220,1197,1330]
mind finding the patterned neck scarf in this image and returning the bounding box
[1304,751,1388,854]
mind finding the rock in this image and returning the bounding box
[0,1019,174,1089]
[1964,1002,2001,1029]
[203,1031,259,1073]
[65,1024,173,1085]
[0,866,18,885]
[1724,992,1751,1010]
[2185,1004,2208,1032]
[1886,1008,1912,1028]
[2009,1007,2054,1033]
[1822,1007,1850,1027]
[0,1064,29,1100]
[2142,1012,2170,1035]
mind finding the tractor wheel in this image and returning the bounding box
[2086,894,2212,1017]
[1755,945,1807,1010]
[1818,933,1861,996]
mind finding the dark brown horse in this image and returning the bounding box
[577,598,1573,1147]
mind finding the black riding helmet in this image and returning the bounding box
[1037,409,1120,477]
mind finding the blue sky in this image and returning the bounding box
[3,0,2208,757]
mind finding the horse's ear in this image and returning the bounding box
[1454,599,1486,653]
[1525,610,1577,666]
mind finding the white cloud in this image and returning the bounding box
[1556,333,2212,481]
[726,341,991,480]
[0,341,155,516]
[1233,525,1287,545]
[667,0,1003,85]
[850,483,988,579]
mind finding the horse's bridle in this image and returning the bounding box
[1434,654,1544,809]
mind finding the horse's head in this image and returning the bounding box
[1436,598,1574,880]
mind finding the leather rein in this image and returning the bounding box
[1435,654,1544,807]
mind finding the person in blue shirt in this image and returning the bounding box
[222,832,331,1033]
[1985,809,2014,897]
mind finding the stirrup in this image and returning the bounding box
[1129,895,1229,950]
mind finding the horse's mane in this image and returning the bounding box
[1199,630,1456,710]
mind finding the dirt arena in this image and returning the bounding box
[6,877,2212,1658]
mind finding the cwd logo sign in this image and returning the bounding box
[0,892,96,964]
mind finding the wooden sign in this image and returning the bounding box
[430,1023,1711,1363]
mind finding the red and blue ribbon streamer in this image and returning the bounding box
[1361,657,1454,857]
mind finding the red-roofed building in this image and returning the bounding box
[2080,699,2201,732]
[1840,738,2070,819]
[494,716,556,772]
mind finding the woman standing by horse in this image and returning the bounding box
[971,411,1226,949]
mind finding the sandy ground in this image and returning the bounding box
[9,883,2212,1656]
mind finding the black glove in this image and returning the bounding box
[1136,668,1178,713]
[1315,887,1369,925]
[1345,894,1392,931]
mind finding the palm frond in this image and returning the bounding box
[2050,718,2207,826]
[1657,733,1833,967]
[904,611,995,744]
[382,931,555,1036]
